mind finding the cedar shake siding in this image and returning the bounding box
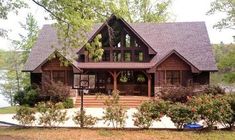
[23,15,217,98]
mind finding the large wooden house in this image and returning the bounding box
[23,15,217,102]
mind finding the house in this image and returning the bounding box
[23,15,217,100]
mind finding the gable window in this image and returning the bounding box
[125,34,130,48]
[134,40,141,48]
[52,71,65,83]
[124,51,131,62]
[135,51,144,61]
[166,70,180,85]
[113,51,122,62]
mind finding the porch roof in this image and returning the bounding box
[77,62,153,69]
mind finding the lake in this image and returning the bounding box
[0,70,10,107]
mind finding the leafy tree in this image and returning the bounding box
[207,0,235,30]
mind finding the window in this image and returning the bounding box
[134,40,141,48]
[52,71,65,83]
[135,51,144,61]
[166,71,180,85]
[124,51,131,62]
[113,51,122,62]
[102,51,110,61]
[125,34,130,48]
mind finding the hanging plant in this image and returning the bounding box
[137,74,145,83]
[120,75,128,83]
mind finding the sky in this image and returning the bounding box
[0,0,234,51]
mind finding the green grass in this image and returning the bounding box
[0,106,17,114]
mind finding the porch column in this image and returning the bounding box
[113,71,117,91]
[147,74,152,97]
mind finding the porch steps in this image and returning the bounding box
[75,96,150,108]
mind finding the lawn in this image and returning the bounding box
[0,128,235,140]
[0,106,17,114]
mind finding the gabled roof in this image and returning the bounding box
[23,15,217,72]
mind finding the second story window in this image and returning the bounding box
[135,51,144,61]
[125,34,130,48]
[113,51,122,62]
[102,51,110,61]
[124,51,131,62]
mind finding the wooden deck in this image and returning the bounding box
[75,95,151,108]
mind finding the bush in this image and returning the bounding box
[202,85,225,95]
[36,101,68,127]
[221,94,235,129]
[73,110,98,127]
[188,94,232,129]
[40,81,70,103]
[159,86,198,103]
[168,103,199,129]
[12,106,36,126]
[103,90,127,128]
[63,98,74,109]
[133,100,169,128]
[14,86,39,107]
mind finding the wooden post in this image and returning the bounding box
[148,74,151,97]
[113,71,117,91]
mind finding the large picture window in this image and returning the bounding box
[166,71,180,85]
[113,51,122,62]
[124,51,131,62]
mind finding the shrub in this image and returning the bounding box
[73,110,98,127]
[202,85,225,95]
[159,86,198,103]
[188,94,232,129]
[168,103,199,129]
[36,101,68,127]
[14,86,39,107]
[40,81,70,103]
[103,90,127,128]
[12,106,36,126]
[133,100,170,128]
[63,98,74,109]
[221,94,235,129]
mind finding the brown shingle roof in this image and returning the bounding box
[23,21,217,72]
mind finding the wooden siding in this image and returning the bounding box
[157,54,191,70]
[41,58,73,71]
[193,72,210,85]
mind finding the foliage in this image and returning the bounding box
[221,94,235,129]
[103,90,127,128]
[40,81,70,103]
[13,86,39,107]
[188,94,232,129]
[119,75,128,83]
[36,101,68,127]
[207,0,235,30]
[12,106,36,126]
[133,100,169,128]
[73,110,98,128]
[168,103,199,129]
[159,86,198,103]
[62,98,74,109]
[137,74,145,83]
[202,85,226,95]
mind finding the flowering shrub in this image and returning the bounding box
[168,103,199,129]
[73,110,98,128]
[202,85,225,95]
[188,94,232,129]
[133,100,170,128]
[103,90,127,128]
[221,94,235,129]
[13,106,36,126]
[36,101,68,127]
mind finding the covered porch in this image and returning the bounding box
[77,69,154,97]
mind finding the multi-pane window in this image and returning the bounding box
[113,51,122,62]
[52,71,65,83]
[135,51,144,61]
[166,71,180,85]
[102,51,110,61]
[124,51,131,62]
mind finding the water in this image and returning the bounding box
[0,70,10,108]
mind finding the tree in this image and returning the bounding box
[0,14,39,106]
[207,0,235,30]
[0,0,26,37]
